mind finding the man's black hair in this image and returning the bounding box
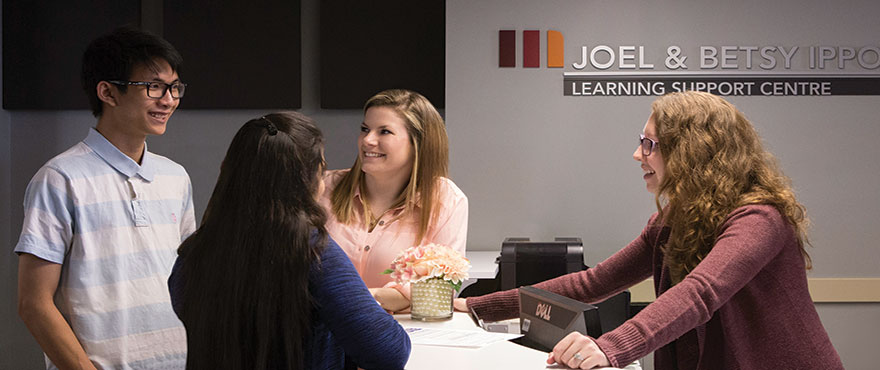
[81,25,183,117]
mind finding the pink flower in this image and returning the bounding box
[383,243,471,286]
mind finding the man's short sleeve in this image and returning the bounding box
[14,166,74,264]
[179,175,196,240]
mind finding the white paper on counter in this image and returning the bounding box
[405,327,522,348]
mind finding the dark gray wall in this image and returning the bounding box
[1,3,30,367]
[0,1,363,368]
[1,10,20,363]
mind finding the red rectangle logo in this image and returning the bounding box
[499,30,516,67]
[523,30,539,68]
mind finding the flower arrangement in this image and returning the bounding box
[383,243,471,291]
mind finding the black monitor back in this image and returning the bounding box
[513,286,602,352]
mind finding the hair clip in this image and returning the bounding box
[260,116,278,136]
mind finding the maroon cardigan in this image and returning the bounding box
[467,205,843,369]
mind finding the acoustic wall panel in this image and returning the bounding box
[320,0,445,109]
[164,1,302,109]
[3,1,139,109]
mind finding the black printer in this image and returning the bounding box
[498,237,630,337]
[500,237,585,290]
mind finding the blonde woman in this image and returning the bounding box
[322,89,468,312]
[456,91,842,369]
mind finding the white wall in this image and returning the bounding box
[446,0,879,369]
[446,0,880,274]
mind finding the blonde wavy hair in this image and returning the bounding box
[652,91,811,284]
[331,89,449,244]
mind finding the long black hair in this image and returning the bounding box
[177,112,327,369]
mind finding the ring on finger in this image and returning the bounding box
[573,352,583,361]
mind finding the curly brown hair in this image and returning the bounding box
[652,91,811,284]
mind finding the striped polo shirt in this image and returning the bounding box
[15,128,195,369]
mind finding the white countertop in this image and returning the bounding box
[395,312,641,370]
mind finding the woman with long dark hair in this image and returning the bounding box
[168,112,410,369]
[456,91,842,369]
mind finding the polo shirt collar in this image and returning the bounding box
[83,128,156,181]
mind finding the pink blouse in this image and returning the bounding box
[320,169,468,296]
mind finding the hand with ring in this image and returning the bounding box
[546,331,610,369]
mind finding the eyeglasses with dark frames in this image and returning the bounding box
[107,80,187,99]
[639,134,659,156]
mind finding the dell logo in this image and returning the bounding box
[536,302,552,321]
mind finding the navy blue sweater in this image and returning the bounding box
[168,237,411,369]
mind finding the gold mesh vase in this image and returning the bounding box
[411,277,454,321]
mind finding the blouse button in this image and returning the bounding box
[364,245,371,251]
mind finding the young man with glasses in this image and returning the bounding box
[15,26,194,369]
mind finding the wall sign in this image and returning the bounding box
[499,30,880,97]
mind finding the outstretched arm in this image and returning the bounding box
[594,206,793,367]
[465,218,656,322]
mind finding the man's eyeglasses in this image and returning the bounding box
[108,80,186,99]
[639,134,659,156]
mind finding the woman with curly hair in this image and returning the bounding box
[456,91,842,369]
